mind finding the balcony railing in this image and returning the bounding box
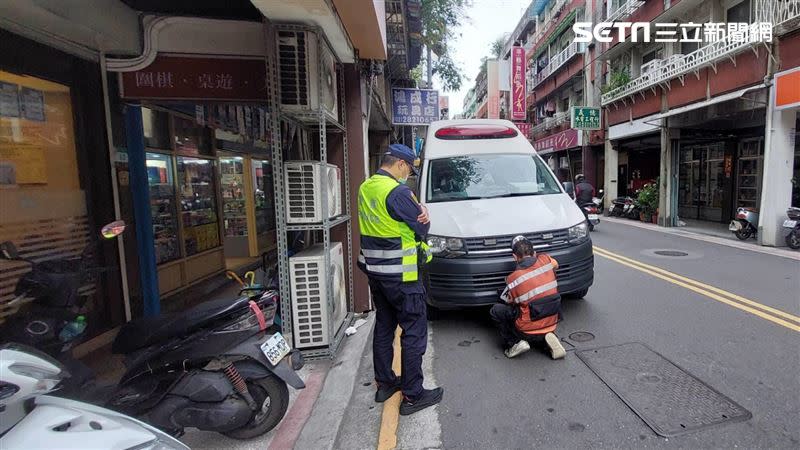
[601,22,763,105]
[532,111,570,135]
[606,0,645,22]
[531,42,583,88]
[755,0,800,34]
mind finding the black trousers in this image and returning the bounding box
[490,303,546,349]
[370,278,427,400]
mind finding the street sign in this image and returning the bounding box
[571,106,601,130]
[391,88,440,125]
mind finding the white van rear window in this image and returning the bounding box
[426,154,561,203]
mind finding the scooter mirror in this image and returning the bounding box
[0,241,19,260]
[101,221,126,239]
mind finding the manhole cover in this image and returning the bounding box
[577,343,751,437]
[569,331,595,342]
[654,250,689,257]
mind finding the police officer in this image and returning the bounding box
[357,143,443,416]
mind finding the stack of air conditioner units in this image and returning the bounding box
[284,161,342,223]
[277,29,339,123]
[289,242,348,349]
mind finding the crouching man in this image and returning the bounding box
[490,236,567,359]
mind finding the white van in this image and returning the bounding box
[419,119,593,309]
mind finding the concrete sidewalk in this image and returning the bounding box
[602,216,800,261]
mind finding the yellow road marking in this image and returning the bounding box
[377,328,402,450]
[593,246,800,333]
[593,247,800,324]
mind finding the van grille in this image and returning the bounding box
[463,229,571,258]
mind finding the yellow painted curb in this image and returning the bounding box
[377,328,402,450]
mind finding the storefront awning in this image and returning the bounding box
[656,84,766,120]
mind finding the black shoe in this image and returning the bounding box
[375,379,402,403]
[399,387,444,416]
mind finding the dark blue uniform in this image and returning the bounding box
[370,169,429,399]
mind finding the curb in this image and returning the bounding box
[603,216,800,261]
[293,312,376,450]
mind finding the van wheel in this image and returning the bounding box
[566,288,589,299]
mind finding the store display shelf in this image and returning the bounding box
[285,215,350,231]
[185,221,218,227]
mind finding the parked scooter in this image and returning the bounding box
[0,343,188,450]
[608,196,630,217]
[729,207,759,240]
[0,221,127,391]
[3,221,305,439]
[783,207,800,249]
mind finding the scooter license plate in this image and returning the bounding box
[588,214,599,221]
[261,332,291,366]
[783,220,798,228]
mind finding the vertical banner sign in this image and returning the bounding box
[511,47,527,120]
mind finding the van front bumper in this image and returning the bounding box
[424,239,594,309]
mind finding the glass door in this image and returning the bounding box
[177,156,220,256]
[699,144,725,222]
[736,138,763,210]
[678,149,699,220]
[146,152,180,264]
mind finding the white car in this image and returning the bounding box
[419,119,594,309]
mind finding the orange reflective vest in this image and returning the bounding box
[506,254,561,335]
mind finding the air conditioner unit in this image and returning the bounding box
[290,242,348,349]
[284,161,342,223]
[278,29,339,123]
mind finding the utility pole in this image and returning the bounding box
[427,46,433,88]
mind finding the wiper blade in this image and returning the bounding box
[489,192,548,198]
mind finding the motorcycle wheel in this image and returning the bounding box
[223,375,289,440]
[787,230,800,249]
[734,228,751,240]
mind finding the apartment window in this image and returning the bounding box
[642,48,663,65]
[726,0,752,23]
[575,89,584,105]
[681,41,700,55]
[562,97,570,112]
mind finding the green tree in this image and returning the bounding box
[490,36,505,58]
[417,0,469,92]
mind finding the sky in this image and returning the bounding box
[441,0,531,115]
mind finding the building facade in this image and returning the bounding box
[598,0,800,246]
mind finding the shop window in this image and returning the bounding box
[146,152,180,264]
[253,159,276,237]
[220,156,248,238]
[142,107,171,150]
[177,156,220,256]
[174,116,213,156]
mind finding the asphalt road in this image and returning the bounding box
[426,222,800,449]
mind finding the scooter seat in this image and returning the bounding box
[112,296,252,354]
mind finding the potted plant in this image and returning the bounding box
[637,180,659,223]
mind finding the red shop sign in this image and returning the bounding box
[511,47,526,120]
[119,55,267,101]
[533,128,582,155]
[515,122,532,139]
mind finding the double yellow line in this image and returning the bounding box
[593,246,800,333]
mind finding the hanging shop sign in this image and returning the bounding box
[119,55,267,101]
[515,122,532,139]
[570,106,601,130]
[391,88,440,125]
[533,128,582,155]
[511,47,527,120]
[774,67,800,110]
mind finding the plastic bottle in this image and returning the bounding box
[59,316,87,342]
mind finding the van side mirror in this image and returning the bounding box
[562,181,575,197]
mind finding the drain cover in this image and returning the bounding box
[577,343,751,437]
[654,250,689,257]
[568,331,595,342]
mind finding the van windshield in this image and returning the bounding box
[426,154,562,203]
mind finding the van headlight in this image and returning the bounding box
[427,235,466,258]
[568,222,589,243]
